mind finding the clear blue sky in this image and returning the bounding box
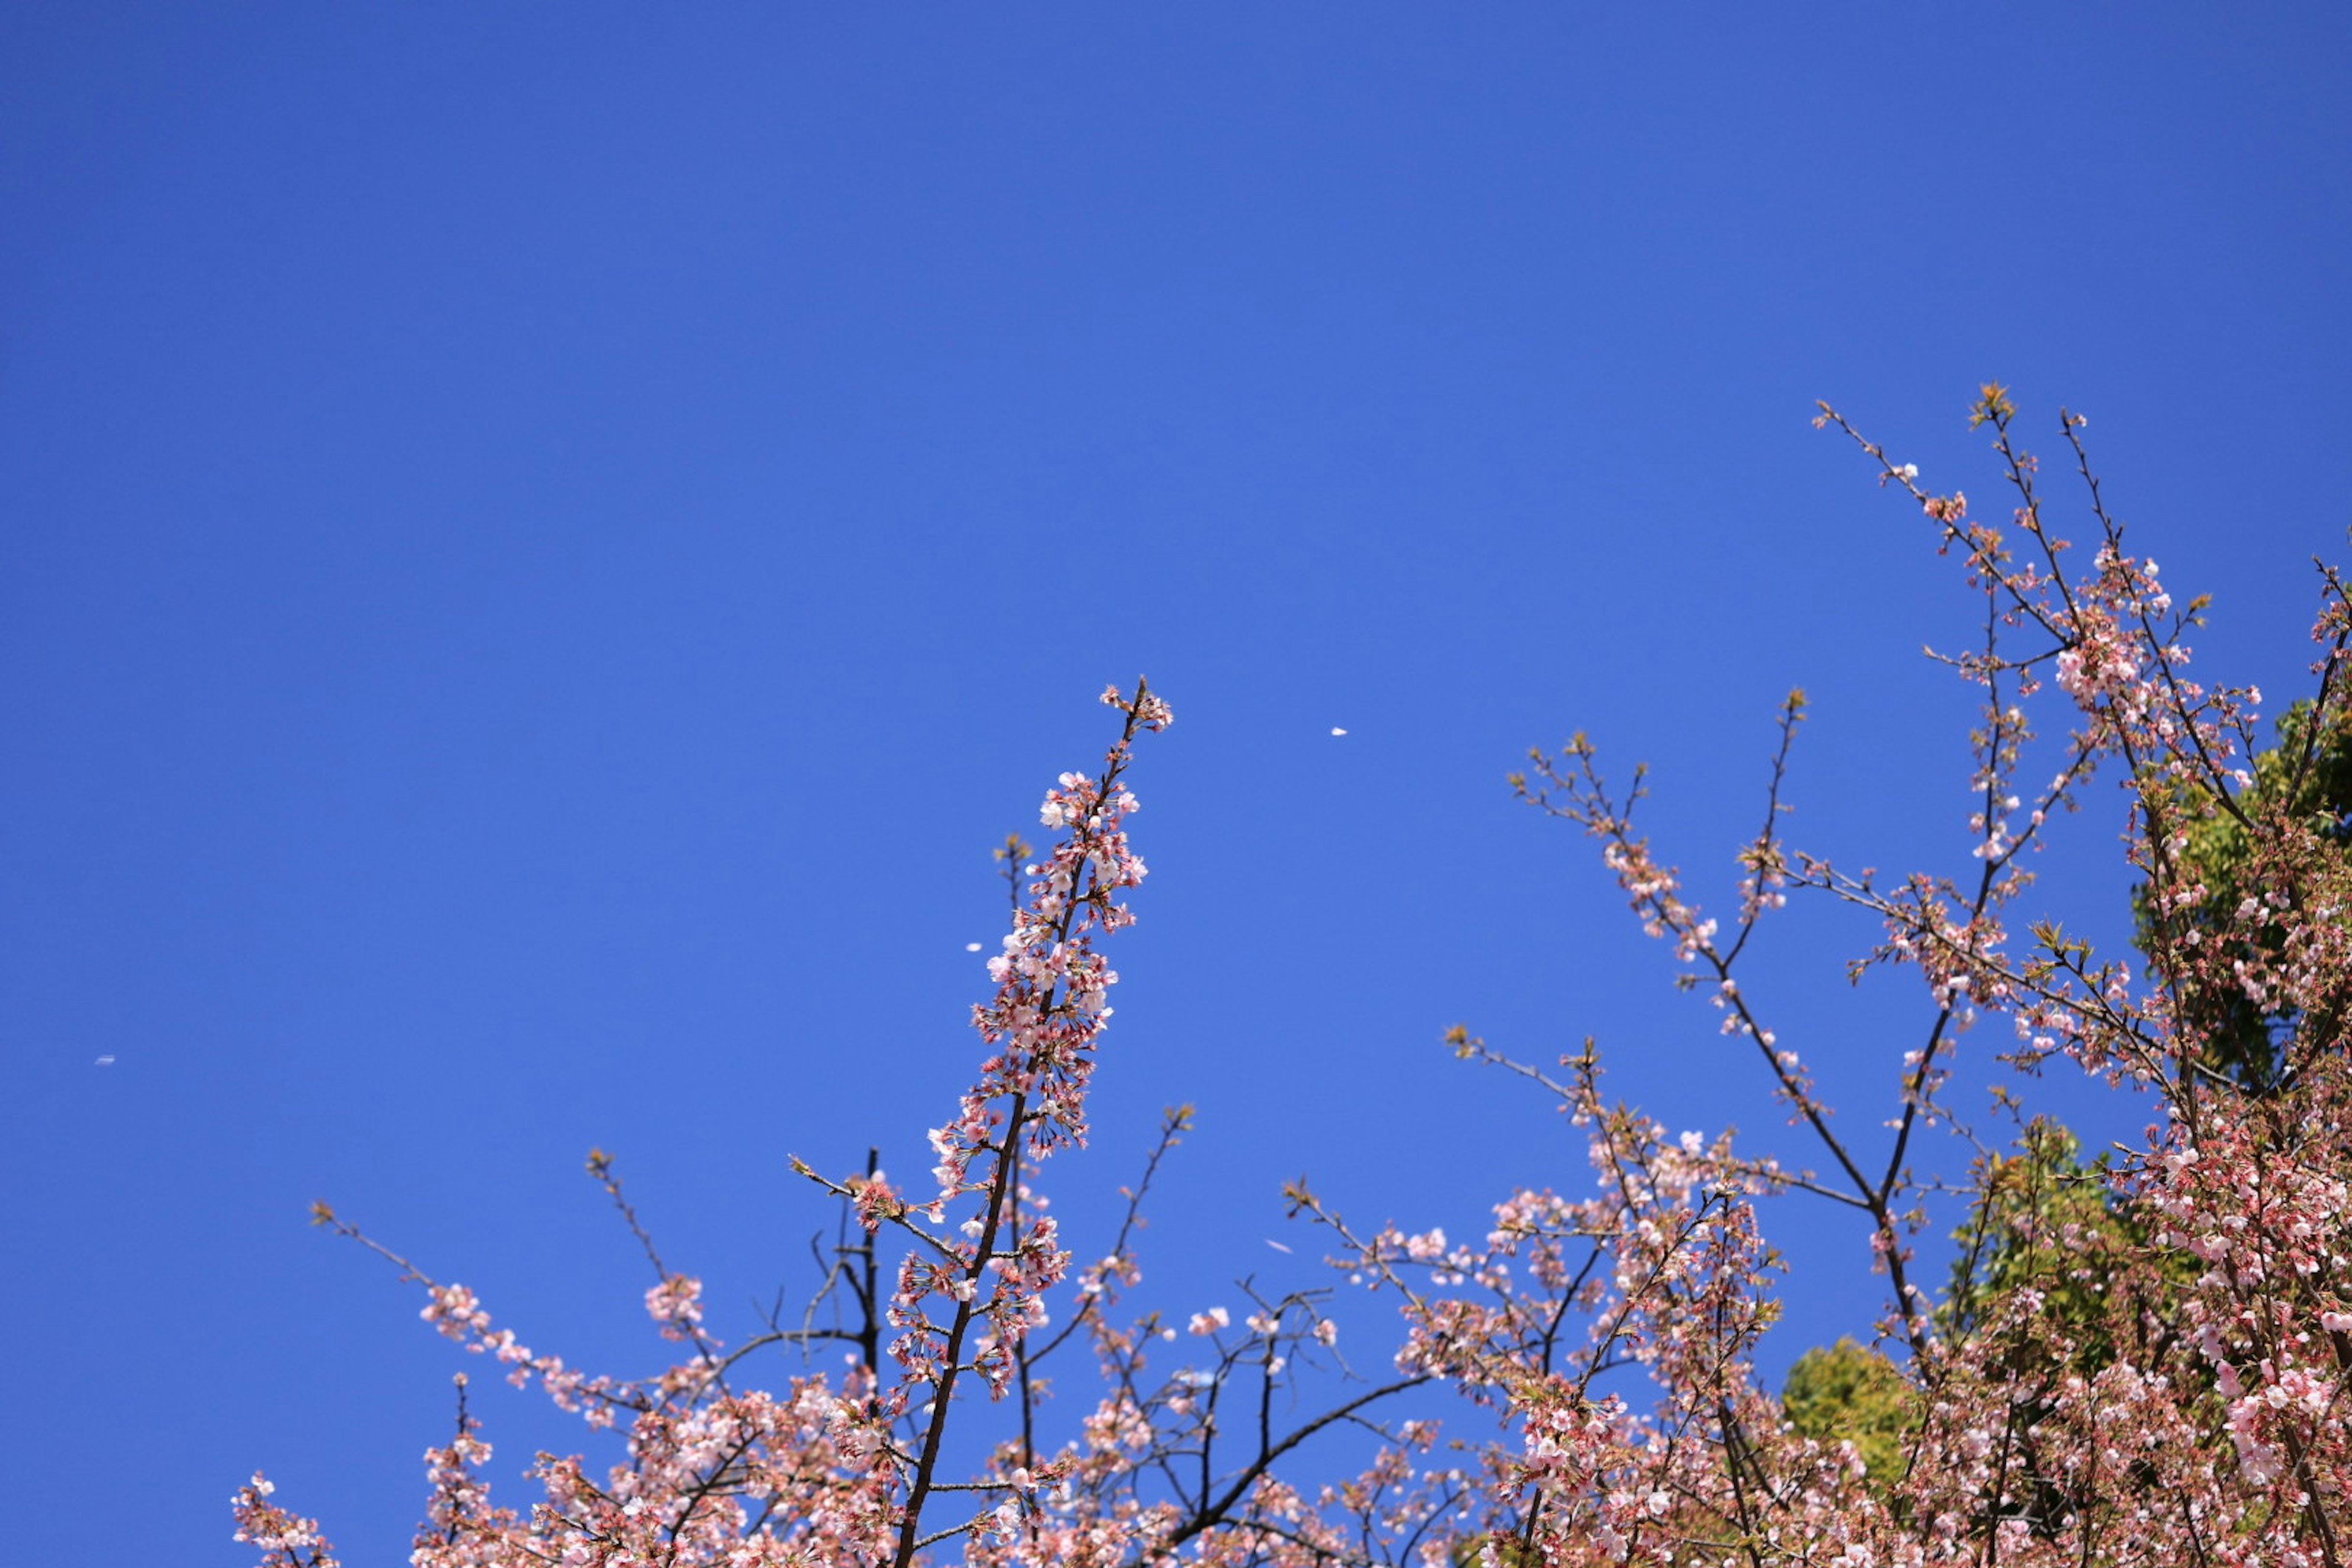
[6,7,2348,1561]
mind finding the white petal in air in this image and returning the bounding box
[1265,1238,1293,1253]
[94,1055,116,1066]
[1329,727,1348,737]
[965,942,983,952]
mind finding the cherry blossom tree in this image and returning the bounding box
[238,390,2350,1566]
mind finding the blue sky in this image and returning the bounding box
[6,6,2348,1561]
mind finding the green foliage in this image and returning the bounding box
[1782,1337,1913,1493]
[2133,696,2352,1093]
[1937,1120,2146,1360]
[1782,1120,2203,1511]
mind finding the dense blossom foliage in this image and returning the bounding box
[240,396,2350,1566]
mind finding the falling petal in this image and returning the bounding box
[94,1055,116,1066]
[1264,1238,1292,1253]
[1329,727,1348,737]
[965,941,984,952]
